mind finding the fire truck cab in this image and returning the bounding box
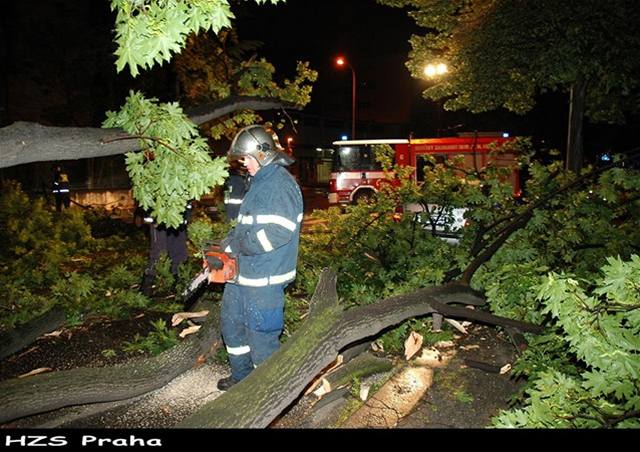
[327,139,409,205]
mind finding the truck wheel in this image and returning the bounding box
[352,190,375,205]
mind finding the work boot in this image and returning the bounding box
[217,376,238,391]
[140,278,153,297]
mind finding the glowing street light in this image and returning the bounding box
[424,63,448,78]
[424,62,449,136]
[335,55,357,139]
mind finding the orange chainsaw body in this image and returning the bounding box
[204,248,238,283]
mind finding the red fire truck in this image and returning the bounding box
[327,133,520,205]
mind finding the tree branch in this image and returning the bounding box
[0,96,300,169]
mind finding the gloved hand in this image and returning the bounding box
[220,237,231,252]
[206,254,224,270]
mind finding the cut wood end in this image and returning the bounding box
[414,347,456,368]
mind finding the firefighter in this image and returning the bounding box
[52,165,71,212]
[216,125,303,391]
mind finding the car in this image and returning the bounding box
[404,202,467,244]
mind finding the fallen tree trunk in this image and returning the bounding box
[0,300,219,424]
[0,306,67,360]
[178,269,539,428]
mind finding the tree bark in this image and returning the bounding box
[565,75,587,173]
[0,306,67,360]
[0,97,298,169]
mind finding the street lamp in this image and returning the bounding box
[424,62,448,78]
[335,55,356,139]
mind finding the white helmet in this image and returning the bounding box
[228,125,294,167]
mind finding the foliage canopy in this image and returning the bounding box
[110,0,285,77]
[378,0,640,123]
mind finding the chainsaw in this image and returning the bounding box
[181,243,237,304]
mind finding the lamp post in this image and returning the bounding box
[335,56,356,139]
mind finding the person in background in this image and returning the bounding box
[215,125,303,391]
[52,165,71,212]
[140,202,193,296]
[223,164,248,222]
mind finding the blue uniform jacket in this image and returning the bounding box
[222,163,303,287]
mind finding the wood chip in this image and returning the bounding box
[434,340,455,348]
[323,355,344,375]
[179,325,201,338]
[359,383,371,401]
[17,346,40,358]
[172,310,210,327]
[460,344,480,351]
[43,330,63,338]
[371,341,384,352]
[445,318,468,334]
[18,367,53,378]
[404,331,423,360]
[303,355,344,395]
[312,378,332,398]
[500,364,512,375]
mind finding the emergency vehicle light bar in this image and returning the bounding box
[333,139,409,146]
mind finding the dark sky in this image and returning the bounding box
[233,0,424,126]
[2,0,423,129]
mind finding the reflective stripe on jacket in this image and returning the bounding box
[222,164,303,287]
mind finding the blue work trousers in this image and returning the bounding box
[220,283,285,382]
